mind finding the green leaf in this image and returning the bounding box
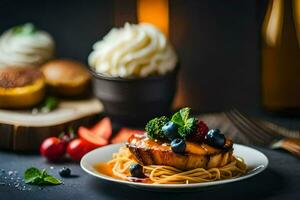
[12,23,37,35]
[43,176,62,185]
[171,107,191,127]
[171,112,184,126]
[180,107,190,123]
[24,167,41,184]
[24,167,61,186]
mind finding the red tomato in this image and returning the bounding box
[67,138,95,161]
[91,117,112,140]
[40,137,66,161]
[78,126,108,147]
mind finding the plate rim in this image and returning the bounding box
[80,143,269,189]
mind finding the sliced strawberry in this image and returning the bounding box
[91,117,112,140]
[111,128,144,144]
[78,126,108,147]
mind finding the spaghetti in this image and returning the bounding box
[107,147,247,184]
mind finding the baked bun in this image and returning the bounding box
[41,59,91,97]
[0,67,45,109]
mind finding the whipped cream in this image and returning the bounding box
[0,23,55,68]
[88,23,177,77]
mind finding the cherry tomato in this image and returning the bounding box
[67,138,95,161]
[40,137,66,161]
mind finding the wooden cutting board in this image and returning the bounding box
[0,98,103,151]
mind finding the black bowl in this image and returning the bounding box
[90,65,179,126]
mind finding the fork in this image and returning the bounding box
[225,109,300,157]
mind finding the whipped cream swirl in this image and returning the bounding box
[0,23,55,68]
[88,23,177,77]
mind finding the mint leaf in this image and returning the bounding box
[24,167,61,186]
[171,107,191,127]
[180,107,190,122]
[41,168,48,177]
[43,176,62,185]
[24,167,41,184]
[171,112,184,126]
[172,108,196,138]
[12,23,37,35]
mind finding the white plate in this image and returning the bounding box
[81,143,268,191]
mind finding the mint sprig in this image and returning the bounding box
[12,23,37,35]
[171,107,197,138]
[24,167,61,185]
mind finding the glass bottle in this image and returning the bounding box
[262,0,300,114]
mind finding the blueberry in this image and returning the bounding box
[129,164,144,178]
[162,121,179,141]
[205,129,226,148]
[59,167,71,177]
[171,138,186,153]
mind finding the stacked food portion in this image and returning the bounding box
[106,107,247,184]
[0,23,91,109]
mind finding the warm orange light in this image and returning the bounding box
[137,0,169,36]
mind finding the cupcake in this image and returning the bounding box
[41,59,91,97]
[0,23,55,68]
[88,23,179,125]
[0,67,45,109]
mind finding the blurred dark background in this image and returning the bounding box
[0,0,268,113]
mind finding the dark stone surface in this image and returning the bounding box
[0,146,299,200]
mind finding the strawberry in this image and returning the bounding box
[78,126,108,148]
[91,117,112,140]
[110,128,144,144]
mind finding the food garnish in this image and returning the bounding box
[24,167,61,185]
[205,129,226,148]
[162,121,180,141]
[145,116,169,140]
[187,120,209,143]
[170,138,186,153]
[171,107,197,139]
[78,127,108,148]
[110,128,144,144]
[59,167,71,177]
[12,23,37,35]
[33,96,59,114]
[129,164,144,178]
[90,117,112,140]
[145,107,229,153]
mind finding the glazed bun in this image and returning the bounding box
[41,59,91,97]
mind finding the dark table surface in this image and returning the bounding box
[0,145,300,200]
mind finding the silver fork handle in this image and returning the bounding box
[271,138,300,157]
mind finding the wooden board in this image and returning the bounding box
[0,98,103,151]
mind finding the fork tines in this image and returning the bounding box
[225,109,280,146]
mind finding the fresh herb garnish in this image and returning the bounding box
[145,107,197,140]
[171,107,197,138]
[32,96,59,114]
[12,23,37,35]
[24,167,61,185]
[41,96,59,112]
[145,116,169,140]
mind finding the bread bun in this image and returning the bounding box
[41,59,91,97]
